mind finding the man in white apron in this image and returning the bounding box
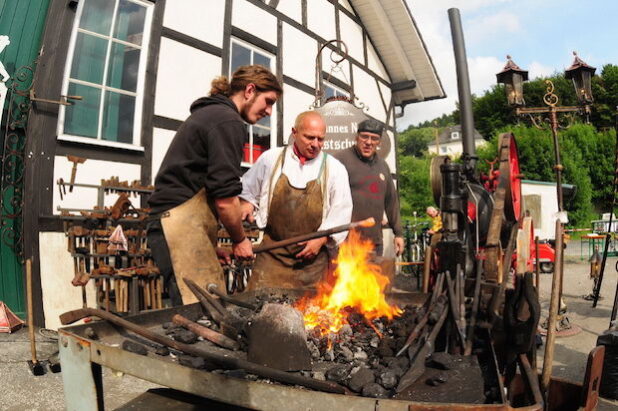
[240,111,353,289]
[147,65,282,305]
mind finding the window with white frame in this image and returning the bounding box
[323,81,350,101]
[230,38,275,165]
[450,131,460,140]
[58,0,153,149]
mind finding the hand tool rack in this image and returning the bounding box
[57,176,163,315]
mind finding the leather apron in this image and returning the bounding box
[249,149,329,290]
[160,188,225,304]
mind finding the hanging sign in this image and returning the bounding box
[316,99,391,159]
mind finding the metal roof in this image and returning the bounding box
[350,0,446,107]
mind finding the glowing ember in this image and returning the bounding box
[295,230,402,336]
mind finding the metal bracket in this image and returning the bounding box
[29,89,82,106]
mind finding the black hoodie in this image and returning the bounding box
[148,94,247,214]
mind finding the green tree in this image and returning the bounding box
[560,124,615,213]
[403,62,618,228]
[416,112,455,128]
[591,64,618,129]
[398,155,433,219]
[398,127,434,157]
[475,124,611,226]
[472,85,515,139]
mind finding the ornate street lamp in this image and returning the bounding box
[565,51,596,105]
[496,53,596,390]
[495,53,595,212]
[496,55,528,106]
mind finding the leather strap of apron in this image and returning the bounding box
[160,188,225,303]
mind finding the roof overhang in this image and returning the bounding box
[350,0,446,108]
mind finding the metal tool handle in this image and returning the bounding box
[252,217,374,254]
[26,259,37,363]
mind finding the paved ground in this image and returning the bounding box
[0,329,159,410]
[535,244,618,410]
[0,240,616,409]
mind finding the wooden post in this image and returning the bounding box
[541,219,564,390]
[535,236,540,289]
[422,245,432,293]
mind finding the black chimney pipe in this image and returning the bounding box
[448,8,477,172]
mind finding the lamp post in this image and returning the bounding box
[496,53,596,391]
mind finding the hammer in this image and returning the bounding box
[26,259,46,376]
[67,155,86,192]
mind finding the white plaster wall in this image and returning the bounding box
[282,84,314,144]
[428,139,487,156]
[232,0,277,46]
[522,182,559,240]
[53,157,141,214]
[339,13,364,64]
[427,141,462,156]
[384,130,396,170]
[155,38,221,121]
[275,0,302,24]
[282,23,316,88]
[307,0,336,41]
[321,46,351,86]
[378,81,392,111]
[352,65,386,123]
[151,127,177,184]
[39,232,96,330]
[339,0,355,14]
[367,41,389,81]
[163,0,225,48]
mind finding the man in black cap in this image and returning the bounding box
[334,119,404,256]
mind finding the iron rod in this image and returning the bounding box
[253,217,374,254]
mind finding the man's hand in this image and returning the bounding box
[296,237,327,260]
[232,237,254,261]
[394,236,404,257]
[240,200,255,223]
[215,247,232,265]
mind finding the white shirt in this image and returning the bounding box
[240,145,353,245]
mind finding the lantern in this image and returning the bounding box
[496,55,529,106]
[565,52,596,105]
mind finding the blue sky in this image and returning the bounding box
[400,0,618,129]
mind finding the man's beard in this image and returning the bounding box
[240,94,258,124]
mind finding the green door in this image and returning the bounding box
[0,0,50,318]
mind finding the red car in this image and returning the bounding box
[512,240,556,273]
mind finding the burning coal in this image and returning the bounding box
[294,230,402,337]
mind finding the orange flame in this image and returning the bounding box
[295,230,402,336]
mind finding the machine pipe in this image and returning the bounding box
[448,8,477,170]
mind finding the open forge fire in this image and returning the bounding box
[294,230,402,336]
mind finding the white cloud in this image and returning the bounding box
[466,12,521,44]
[468,56,505,95]
[399,56,504,130]
[398,1,519,129]
[528,61,554,79]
